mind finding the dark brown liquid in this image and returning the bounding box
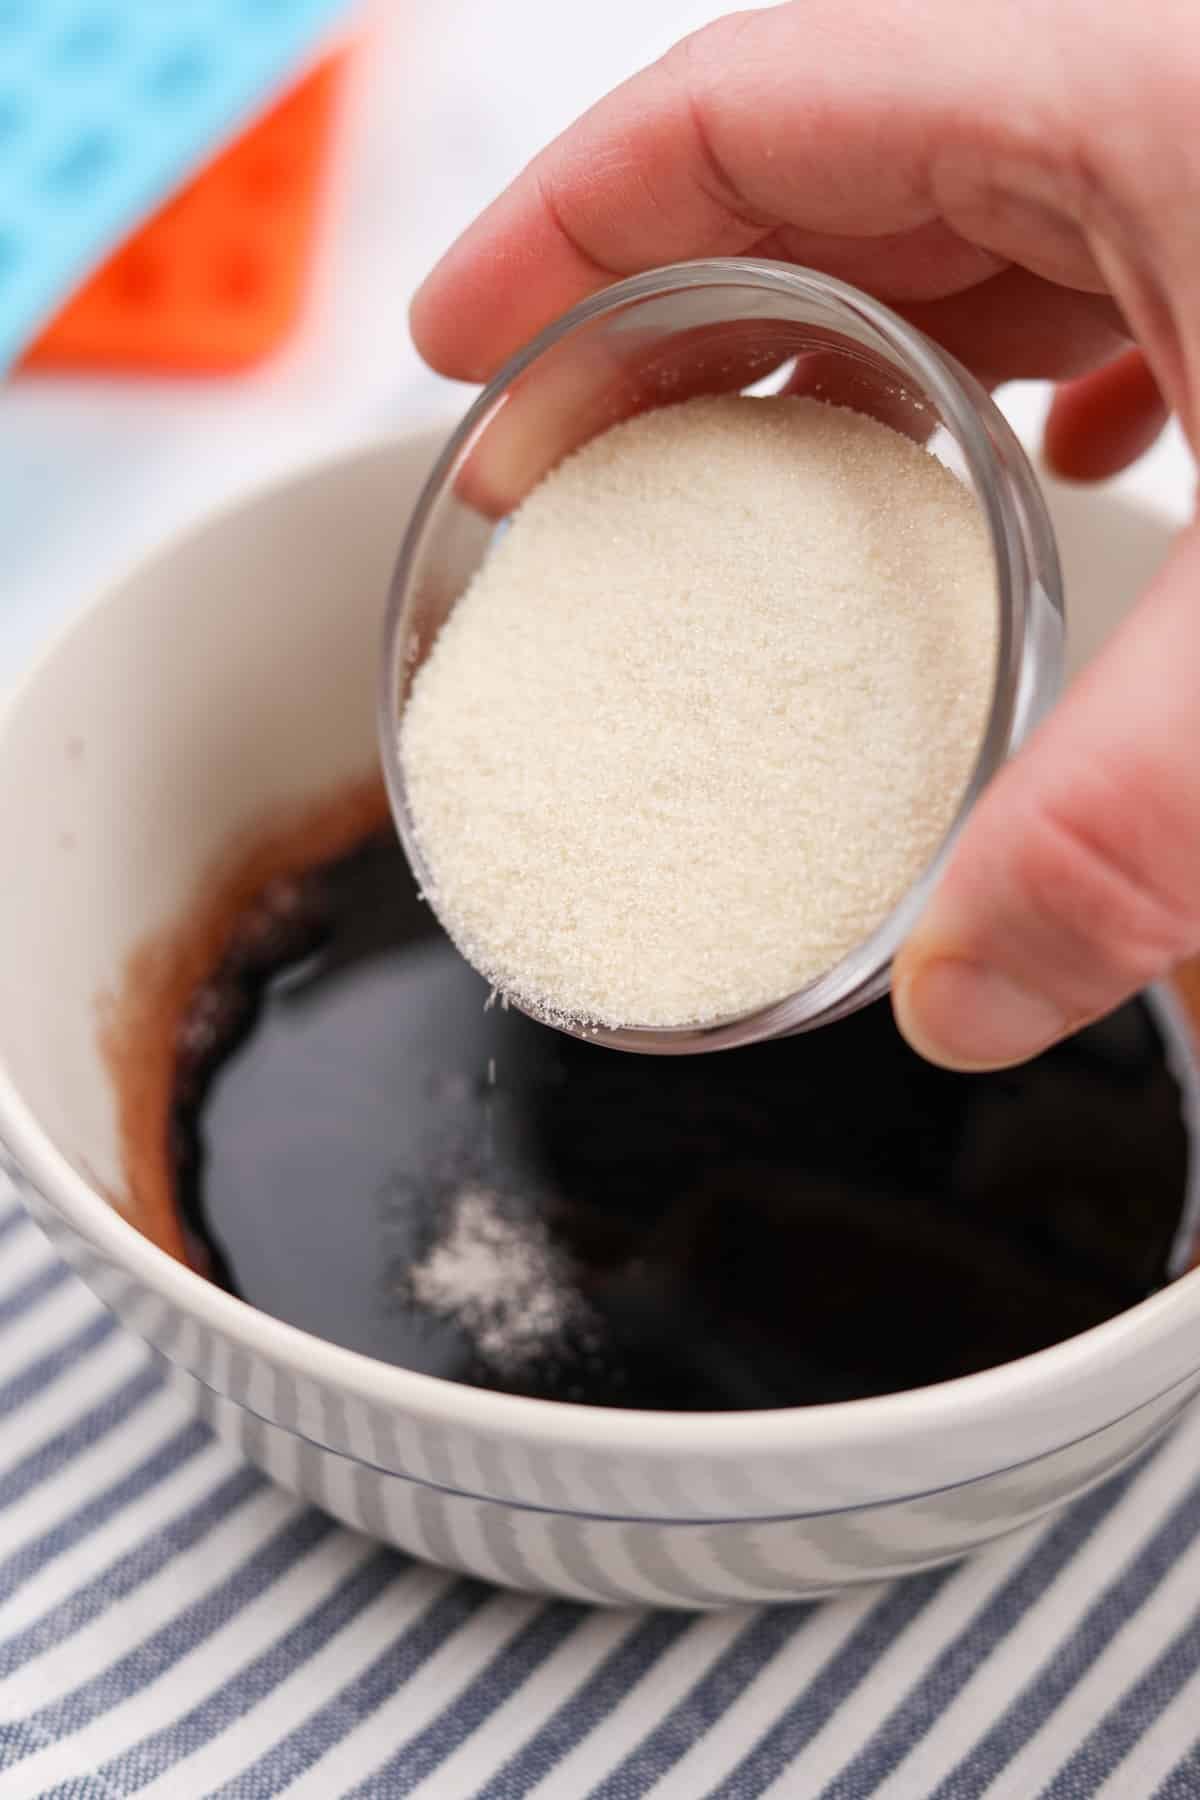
[169,830,1195,1411]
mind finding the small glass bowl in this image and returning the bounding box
[380,258,1064,1055]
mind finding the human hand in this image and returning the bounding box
[411,0,1200,1069]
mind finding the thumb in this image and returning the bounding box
[893,519,1200,1070]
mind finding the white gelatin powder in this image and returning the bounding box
[400,395,997,1030]
[408,1186,576,1373]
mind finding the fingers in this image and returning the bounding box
[893,520,1200,1069]
[409,21,783,384]
[410,2,1019,382]
[412,2,1135,412]
[1043,350,1169,481]
[896,269,1130,387]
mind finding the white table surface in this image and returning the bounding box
[0,0,1193,682]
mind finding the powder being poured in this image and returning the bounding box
[400,394,997,1029]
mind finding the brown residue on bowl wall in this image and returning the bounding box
[100,774,391,1267]
[1172,959,1200,1274]
[1173,960,1200,1036]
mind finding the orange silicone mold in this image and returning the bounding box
[22,54,344,374]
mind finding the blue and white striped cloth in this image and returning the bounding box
[2,1179,1200,1800]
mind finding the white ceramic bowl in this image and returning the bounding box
[0,429,1198,1609]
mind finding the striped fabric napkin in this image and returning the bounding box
[1,1175,1199,1800]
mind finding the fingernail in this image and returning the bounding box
[894,959,1068,1071]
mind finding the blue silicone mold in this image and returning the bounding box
[0,0,352,371]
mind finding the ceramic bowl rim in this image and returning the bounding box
[0,431,1197,1475]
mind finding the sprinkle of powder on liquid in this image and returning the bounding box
[408,1185,577,1374]
[400,394,998,1030]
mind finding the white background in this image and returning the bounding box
[0,0,1192,680]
